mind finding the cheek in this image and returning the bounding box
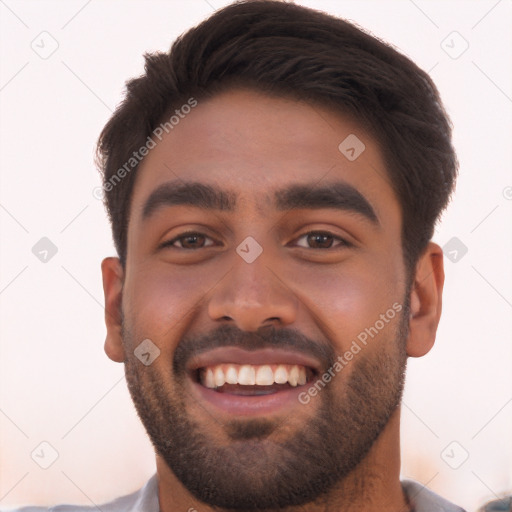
[123,264,216,343]
[286,254,404,349]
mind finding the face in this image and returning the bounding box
[113,89,413,508]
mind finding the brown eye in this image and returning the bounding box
[294,231,350,249]
[162,232,215,250]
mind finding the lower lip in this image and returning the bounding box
[190,379,310,416]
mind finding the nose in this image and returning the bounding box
[207,253,298,332]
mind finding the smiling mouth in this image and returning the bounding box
[186,347,323,412]
[195,363,316,396]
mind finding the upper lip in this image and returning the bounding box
[187,347,322,374]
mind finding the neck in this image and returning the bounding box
[156,407,408,512]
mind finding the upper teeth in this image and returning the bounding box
[200,364,308,388]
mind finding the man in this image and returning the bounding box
[13,1,466,510]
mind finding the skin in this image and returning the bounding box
[101,88,444,512]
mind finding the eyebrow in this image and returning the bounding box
[141,180,378,225]
[142,181,236,219]
[274,183,378,224]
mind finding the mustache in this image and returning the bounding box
[173,323,336,376]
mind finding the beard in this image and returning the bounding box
[122,302,409,511]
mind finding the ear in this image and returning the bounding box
[101,257,125,363]
[406,242,445,358]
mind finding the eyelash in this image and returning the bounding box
[161,230,352,250]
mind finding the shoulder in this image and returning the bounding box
[477,496,512,511]
[2,474,159,512]
[401,479,467,512]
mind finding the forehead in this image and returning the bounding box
[130,88,398,222]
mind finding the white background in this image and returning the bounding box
[0,1,511,510]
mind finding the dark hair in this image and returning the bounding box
[96,0,457,273]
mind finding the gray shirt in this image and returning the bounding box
[3,475,467,512]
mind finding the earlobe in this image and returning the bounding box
[101,257,125,363]
[405,242,445,358]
